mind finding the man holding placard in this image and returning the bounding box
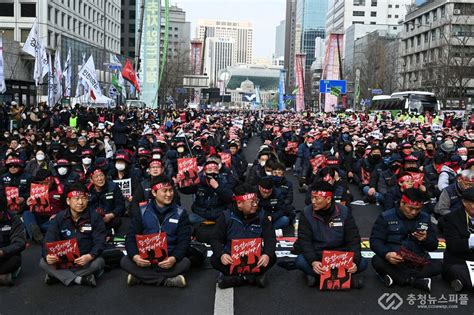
[39,183,106,287]
[121,176,192,287]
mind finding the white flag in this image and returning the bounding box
[118,71,127,98]
[0,36,6,94]
[63,48,71,97]
[54,48,62,102]
[78,55,102,100]
[47,52,55,106]
[75,53,87,97]
[109,53,122,68]
[22,20,48,86]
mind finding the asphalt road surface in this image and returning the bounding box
[0,136,473,315]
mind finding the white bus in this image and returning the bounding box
[370,91,441,114]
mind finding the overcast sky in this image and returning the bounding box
[174,0,286,60]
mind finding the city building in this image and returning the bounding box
[203,37,235,87]
[275,20,286,59]
[0,0,121,105]
[400,0,474,108]
[284,0,298,89]
[122,3,190,60]
[296,0,328,68]
[196,19,253,65]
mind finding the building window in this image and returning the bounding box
[395,4,399,8]
[388,14,392,18]
[371,11,377,17]
[20,29,30,42]
[353,0,365,6]
[130,10,135,19]
[129,37,135,47]
[55,33,59,47]
[48,31,52,46]
[371,0,377,6]
[388,4,392,8]
[48,6,52,21]
[21,3,36,17]
[370,22,376,24]
[55,10,59,24]
[129,24,135,33]
[417,35,421,45]
[416,54,420,63]
[410,38,414,47]
[441,6,445,17]
[424,33,428,43]
[353,11,365,16]
[433,10,437,21]
[395,15,399,18]
[0,3,14,16]
[393,26,397,30]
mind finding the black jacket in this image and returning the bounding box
[0,211,26,257]
[43,208,106,258]
[443,208,474,267]
[112,120,129,146]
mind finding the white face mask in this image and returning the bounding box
[265,171,272,176]
[259,160,266,167]
[177,147,185,153]
[36,154,45,161]
[90,144,96,149]
[70,148,77,153]
[115,163,126,171]
[58,167,68,176]
[82,157,92,165]
[36,142,43,146]
[307,143,313,147]
[461,155,468,161]
[153,154,161,160]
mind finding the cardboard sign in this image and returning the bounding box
[30,183,51,214]
[219,152,232,168]
[113,178,132,198]
[286,141,298,155]
[310,155,327,173]
[360,168,370,185]
[320,250,354,290]
[46,239,80,269]
[5,186,20,212]
[230,238,262,275]
[177,157,199,188]
[136,232,168,264]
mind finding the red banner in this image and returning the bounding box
[230,238,262,275]
[177,157,199,188]
[295,53,306,112]
[219,152,232,168]
[46,239,80,269]
[310,155,327,173]
[30,183,51,214]
[320,250,354,290]
[136,232,168,264]
[5,186,20,212]
[122,59,140,93]
[408,172,424,188]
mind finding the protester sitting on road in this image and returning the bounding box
[294,181,366,288]
[40,183,106,287]
[210,184,276,289]
[0,193,26,286]
[121,176,191,288]
[442,187,474,292]
[370,188,441,292]
[257,177,291,232]
[435,169,474,221]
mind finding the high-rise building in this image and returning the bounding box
[203,37,235,87]
[275,20,286,59]
[325,0,412,37]
[0,0,121,105]
[121,3,190,60]
[399,0,474,108]
[196,20,253,64]
[296,0,328,68]
[284,0,297,89]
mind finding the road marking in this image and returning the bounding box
[214,284,234,315]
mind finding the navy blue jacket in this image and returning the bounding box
[88,181,126,217]
[257,188,290,221]
[210,207,276,258]
[0,170,32,199]
[125,201,191,261]
[294,203,362,265]
[370,208,438,259]
[0,211,26,257]
[43,208,106,258]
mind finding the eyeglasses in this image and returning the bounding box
[8,165,20,168]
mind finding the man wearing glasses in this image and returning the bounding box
[210,184,276,289]
[0,156,32,213]
[39,183,106,287]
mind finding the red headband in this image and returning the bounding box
[401,195,423,207]
[311,191,333,198]
[67,191,87,198]
[152,183,172,191]
[398,175,413,183]
[205,163,219,172]
[91,169,104,177]
[233,193,257,202]
[6,158,22,165]
[258,186,272,194]
[150,160,162,167]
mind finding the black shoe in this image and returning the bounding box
[31,224,44,243]
[255,274,266,288]
[44,274,60,285]
[81,274,97,287]
[306,275,317,287]
[0,273,14,286]
[351,274,363,289]
[127,274,141,286]
[451,279,463,292]
[383,274,394,287]
[217,274,244,289]
[164,275,186,288]
[243,274,256,285]
[411,278,431,292]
